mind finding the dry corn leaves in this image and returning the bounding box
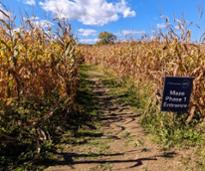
[0,24,79,106]
[80,40,205,123]
[0,18,81,161]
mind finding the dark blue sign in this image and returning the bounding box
[161,77,193,113]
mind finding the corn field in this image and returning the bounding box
[1,10,205,169]
[80,27,205,124]
[0,15,80,167]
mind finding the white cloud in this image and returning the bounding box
[160,15,169,20]
[34,20,52,29]
[116,0,136,17]
[24,0,36,5]
[157,23,170,29]
[39,0,136,26]
[122,30,145,36]
[78,28,97,37]
[0,4,11,20]
[79,38,99,44]
[174,25,180,30]
[24,16,53,30]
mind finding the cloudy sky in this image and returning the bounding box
[1,0,205,43]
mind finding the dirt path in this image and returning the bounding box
[45,66,195,171]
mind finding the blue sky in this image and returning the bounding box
[1,0,205,43]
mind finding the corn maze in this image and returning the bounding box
[1,10,205,170]
[80,33,205,123]
[0,15,80,169]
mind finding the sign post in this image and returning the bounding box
[161,77,193,113]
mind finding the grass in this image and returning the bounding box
[102,69,150,110]
[87,138,111,153]
[55,65,103,144]
[2,64,105,171]
[82,65,205,170]
[95,64,205,166]
[19,63,204,170]
[76,65,99,118]
[103,65,205,150]
[101,66,205,149]
[141,102,205,149]
[35,65,112,169]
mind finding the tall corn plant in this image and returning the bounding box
[80,17,205,123]
[0,12,80,167]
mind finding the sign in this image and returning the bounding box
[161,77,193,113]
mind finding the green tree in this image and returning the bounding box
[97,31,117,45]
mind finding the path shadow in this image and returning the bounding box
[37,151,177,169]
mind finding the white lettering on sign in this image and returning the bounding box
[170,90,185,96]
[165,96,182,103]
[161,77,193,112]
[163,102,188,108]
[163,89,188,109]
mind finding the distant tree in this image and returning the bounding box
[97,31,117,45]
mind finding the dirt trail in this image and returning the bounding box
[45,67,194,171]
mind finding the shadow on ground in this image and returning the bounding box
[37,151,177,168]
